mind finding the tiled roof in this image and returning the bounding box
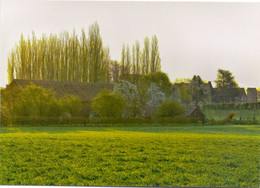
[12,79,114,102]
[183,107,197,117]
[213,88,246,97]
[247,88,257,92]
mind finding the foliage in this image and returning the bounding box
[7,23,110,84]
[2,84,83,118]
[0,126,259,187]
[113,80,141,117]
[146,83,166,107]
[120,35,161,77]
[222,112,236,124]
[109,60,121,83]
[88,22,109,82]
[215,69,239,88]
[0,104,9,126]
[21,84,58,117]
[59,95,82,117]
[177,85,192,105]
[47,99,63,117]
[228,112,235,120]
[214,69,239,102]
[1,87,21,118]
[190,75,208,105]
[92,89,126,117]
[142,72,173,96]
[173,78,191,84]
[173,76,212,105]
[157,100,185,117]
[150,36,161,73]
[1,116,201,126]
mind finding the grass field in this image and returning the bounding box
[0,125,259,187]
[203,108,260,121]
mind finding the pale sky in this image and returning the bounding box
[1,0,260,88]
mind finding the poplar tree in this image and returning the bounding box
[119,35,161,77]
[132,45,136,75]
[7,50,15,83]
[121,44,126,75]
[150,35,161,73]
[3,23,170,84]
[135,41,140,75]
[143,37,150,75]
[88,22,103,82]
[125,44,131,74]
[80,29,88,82]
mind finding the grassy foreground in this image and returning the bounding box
[0,125,259,187]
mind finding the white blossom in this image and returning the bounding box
[113,80,141,117]
[146,83,166,107]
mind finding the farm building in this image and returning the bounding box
[172,82,257,104]
[173,81,213,104]
[6,79,114,116]
[183,107,205,120]
[212,88,247,103]
[144,105,205,120]
[247,88,257,103]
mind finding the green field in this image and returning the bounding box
[203,109,260,121]
[0,125,259,187]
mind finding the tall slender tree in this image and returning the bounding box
[121,44,126,75]
[143,37,150,75]
[135,40,140,75]
[80,29,88,82]
[88,22,103,82]
[150,35,161,73]
[132,45,136,75]
[8,23,165,84]
[125,44,131,75]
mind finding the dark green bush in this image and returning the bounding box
[157,100,185,117]
[0,112,9,127]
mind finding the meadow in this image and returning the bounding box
[202,108,260,121]
[0,125,259,187]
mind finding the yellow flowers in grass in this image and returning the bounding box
[0,127,259,186]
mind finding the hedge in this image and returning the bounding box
[201,102,260,110]
[1,116,203,127]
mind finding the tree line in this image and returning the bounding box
[173,69,242,105]
[7,22,161,84]
[8,23,109,83]
[120,35,161,76]
[1,72,174,120]
[1,84,83,119]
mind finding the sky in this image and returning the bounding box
[1,0,260,88]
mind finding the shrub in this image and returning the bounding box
[19,84,57,117]
[1,87,21,118]
[92,89,126,117]
[142,72,173,96]
[228,112,235,120]
[157,100,185,117]
[59,95,82,117]
[222,112,236,124]
[0,106,10,127]
[146,83,166,107]
[113,80,142,117]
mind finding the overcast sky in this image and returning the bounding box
[1,0,260,87]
